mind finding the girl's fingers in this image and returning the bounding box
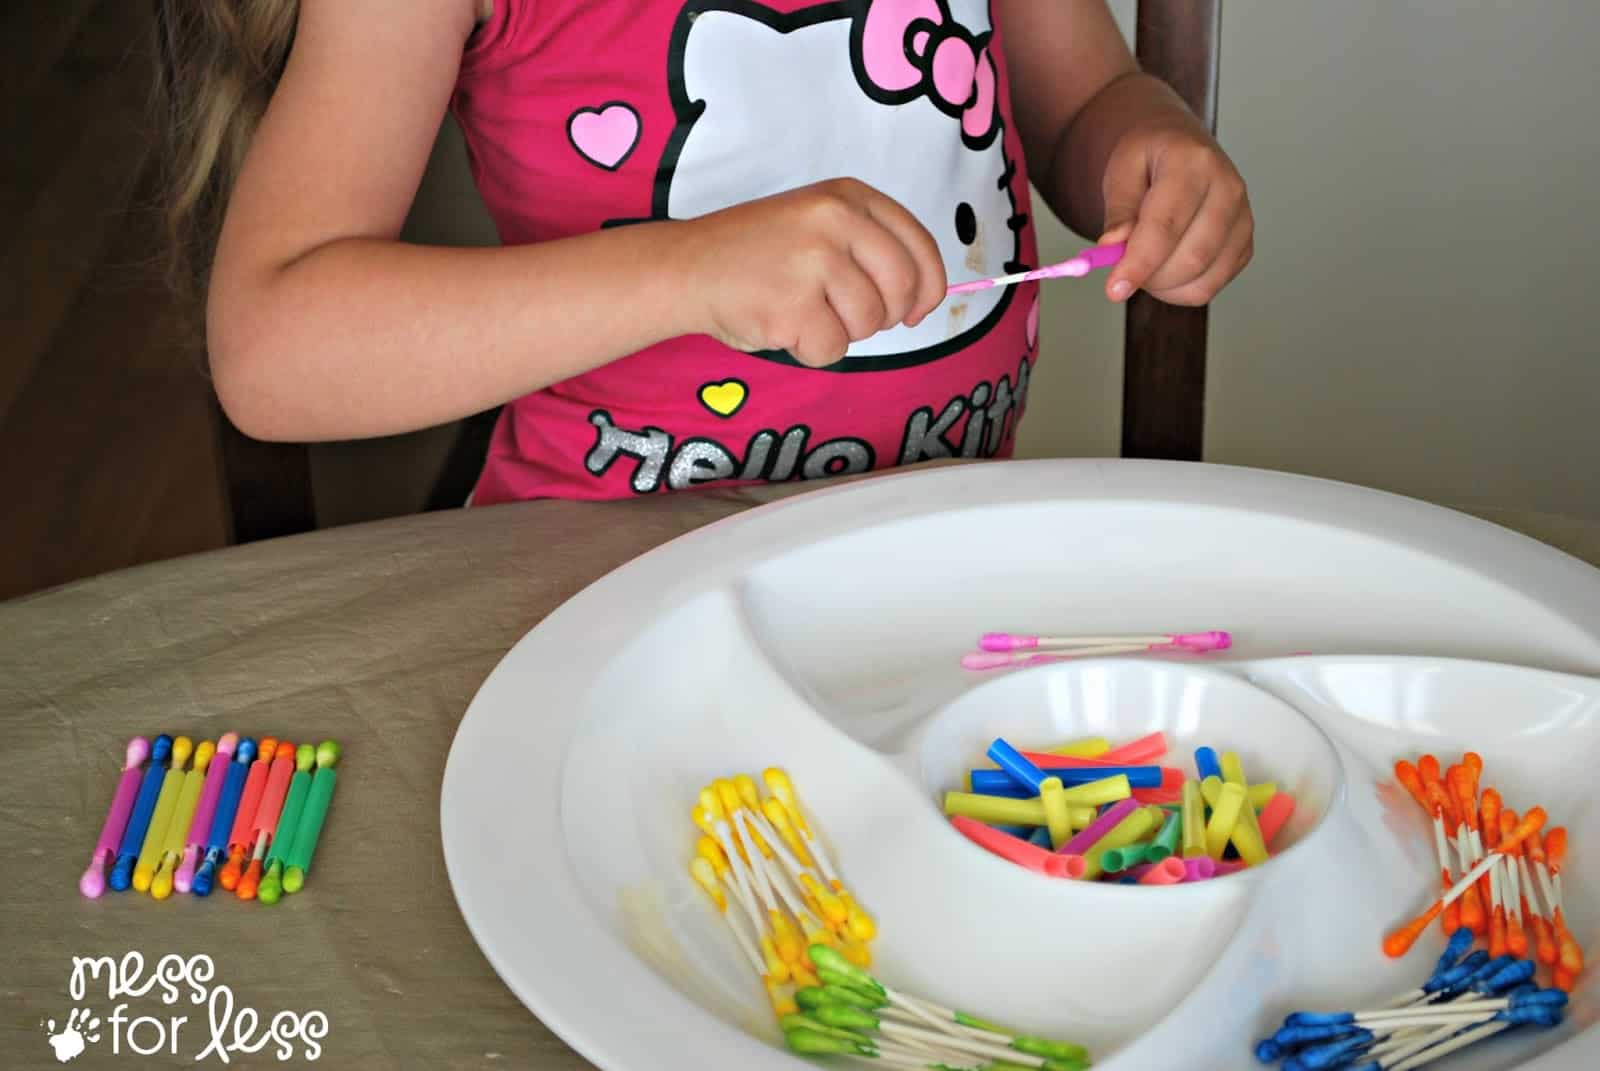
[1146,215,1254,307]
[860,193,947,323]
[1141,182,1249,294]
[791,300,852,368]
[1104,168,1208,302]
[846,223,924,331]
[822,257,890,344]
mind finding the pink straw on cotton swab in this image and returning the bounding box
[980,631,1231,653]
[946,243,1126,296]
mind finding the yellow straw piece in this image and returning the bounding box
[1223,754,1271,866]
[1047,736,1112,758]
[1247,783,1277,810]
[1220,751,1247,787]
[1181,780,1207,858]
[1039,778,1073,849]
[1204,782,1246,859]
[1080,807,1158,881]
[1059,774,1132,807]
[944,791,1047,825]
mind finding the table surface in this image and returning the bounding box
[3,471,1597,1070]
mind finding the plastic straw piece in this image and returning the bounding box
[1204,782,1246,860]
[1257,792,1296,846]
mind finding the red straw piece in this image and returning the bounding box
[949,816,1085,880]
[1099,732,1168,765]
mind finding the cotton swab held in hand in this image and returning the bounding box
[946,242,1125,295]
[81,737,150,898]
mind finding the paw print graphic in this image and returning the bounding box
[43,1008,101,1063]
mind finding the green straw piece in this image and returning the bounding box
[1149,811,1183,862]
[265,745,317,869]
[1101,840,1155,873]
[282,740,340,894]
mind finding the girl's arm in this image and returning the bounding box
[209,0,943,442]
[995,0,1252,307]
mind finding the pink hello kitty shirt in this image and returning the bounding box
[453,0,1041,503]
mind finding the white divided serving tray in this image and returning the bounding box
[441,460,1600,1071]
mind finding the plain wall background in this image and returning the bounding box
[1019,0,1600,521]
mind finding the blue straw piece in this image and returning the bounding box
[986,738,1046,793]
[1194,746,1222,781]
[970,766,1163,794]
[108,734,172,892]
[1026,826,1053,848]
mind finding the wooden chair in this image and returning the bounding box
[199,0,1220,542]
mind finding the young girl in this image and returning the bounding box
[160,0,1251,503]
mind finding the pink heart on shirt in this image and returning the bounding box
[567,103,640,171]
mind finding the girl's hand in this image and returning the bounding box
[1097,121,1253,307]
[678,179,948,367]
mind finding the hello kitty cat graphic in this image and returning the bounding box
[653,0,1024,370]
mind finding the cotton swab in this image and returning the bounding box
[174,732,237,894]
[236,739,298,900]
[150,739,215,900]
[191,738,256,897]
[945,242,1124,296]
[282,740,341,895]
[962,635,1231,670]
[218,736,277,892]
[1383,807,1546,957]
[132,736,192,893]
[977,630,1230,653]
[80,737,150,898]
[257,743,315,905]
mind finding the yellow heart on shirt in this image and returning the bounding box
[698,379,748,418]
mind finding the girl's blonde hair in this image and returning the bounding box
[153,0,299,317]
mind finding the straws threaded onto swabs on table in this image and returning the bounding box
[689,769,1092,1067]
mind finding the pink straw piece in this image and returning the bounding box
[1138,857,1188,885]
[945,243,1126,297]
[175,732,238,894]
[81,737,151,899]
[1058,798,1142,857]
[1100,732,1169,765]
[1182,857,1218,882]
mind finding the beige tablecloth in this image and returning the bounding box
[2,478,1597,1070]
